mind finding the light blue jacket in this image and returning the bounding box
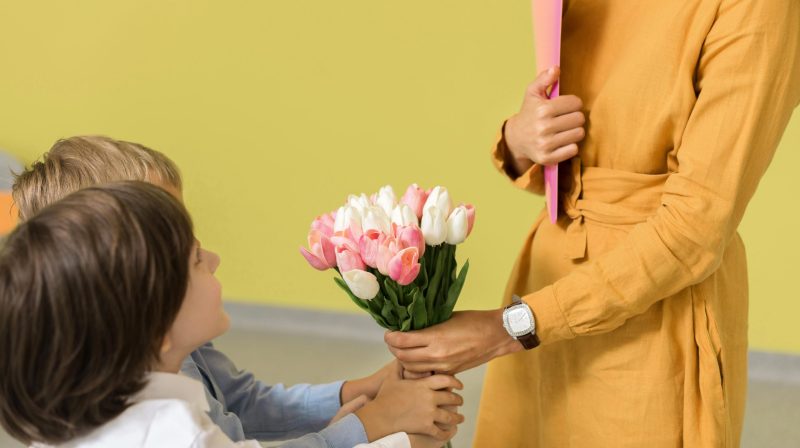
[181,342,369,447]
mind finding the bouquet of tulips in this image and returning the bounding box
[300,184,475,331]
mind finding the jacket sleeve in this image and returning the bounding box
[197,344,349,441]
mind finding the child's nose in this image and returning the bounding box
[204,249,221,273]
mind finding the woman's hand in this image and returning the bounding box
[385,310,522,375]
[355,362,465,442]
[504,66,586,175]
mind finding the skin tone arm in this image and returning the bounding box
[385,67,586,376]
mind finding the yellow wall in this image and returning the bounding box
[0,1,797,353]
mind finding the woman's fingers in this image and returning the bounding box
[548,110,586,134]
[525,66,561,100]
[547,94,584,117]
[385,330,430,349]
[541,144,581,166]
[388,346,432,363]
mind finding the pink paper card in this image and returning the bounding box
[532,0,563,223]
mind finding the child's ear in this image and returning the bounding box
[160,334,173,355]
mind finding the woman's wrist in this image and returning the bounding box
[491,307,525,358]
[502,119,535,176]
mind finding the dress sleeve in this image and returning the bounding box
[491,121,546,195]
[525,0,800,343]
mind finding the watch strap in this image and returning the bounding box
[517,332,541,349]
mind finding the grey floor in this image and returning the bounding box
[1,326,799,447]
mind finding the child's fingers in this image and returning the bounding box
[403,369,432,380]
[433,390,464,407]
[423,374,464,391]
[423,422,458,442]
[330,394,369,424]
[432,408,465,427]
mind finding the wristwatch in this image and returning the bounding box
[502,294,540,349]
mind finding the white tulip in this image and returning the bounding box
[375,185,397,217]
[347,193,371,215]
[362,206,392,235]
[391,204,419,228]
[342,269,380,300]
[421,206,447,246]
[422,186,452,217]
[445,206,469,245]
[334,205,362,233]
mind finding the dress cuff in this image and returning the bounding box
[491,122,545,195]
[354,432,411,448]
[319,413,369,448]
[523,286,576,344]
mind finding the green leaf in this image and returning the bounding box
[391,283,410,322]
[425,245,447,318]
[441,259,469,323]
[381,297,397,327]
[366,294,393,329]
[408,288,428,330]
[415,257,429,291]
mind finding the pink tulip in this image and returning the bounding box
[396,225,425,258]
[300,229,337,271]
[376,236,399,276]
[462,203,476,236]
[388,247,421,286]
[311,211,336,238]
[400,184,429,219]
[335,242,366,273]
[358,229,384,269]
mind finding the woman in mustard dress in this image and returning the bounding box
[385,0,800,446]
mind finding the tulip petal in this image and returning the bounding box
[300,247,330,271]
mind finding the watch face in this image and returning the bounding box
[508,308,532,333]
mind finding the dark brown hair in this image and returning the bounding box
[12,135,183,221]
[0,181,194,445]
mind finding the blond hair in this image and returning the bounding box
[12,136,182,221]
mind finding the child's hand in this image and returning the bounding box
[340,360,397,403]
[330,394,370,425]
[504,66,586,173]
[409,431,458,448]
[355,363,465,442]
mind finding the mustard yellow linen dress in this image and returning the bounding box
[473,0,800,446]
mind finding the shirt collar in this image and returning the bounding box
[131,372,210,412]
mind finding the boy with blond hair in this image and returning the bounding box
[11,136,462,448]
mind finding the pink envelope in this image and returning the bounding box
[532,0,563,223]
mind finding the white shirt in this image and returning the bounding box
[34,372,410,448]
